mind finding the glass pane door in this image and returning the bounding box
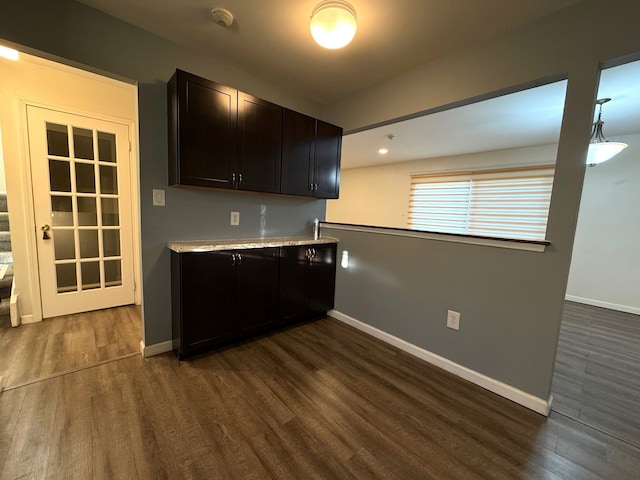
[28,106,134,319]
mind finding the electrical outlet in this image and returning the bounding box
[447,310,460,330]
[230,211,240,226]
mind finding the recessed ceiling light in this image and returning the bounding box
[378,148,388,155]
[0,46,19,61]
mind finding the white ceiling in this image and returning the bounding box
[342,80,568,169]
[342,60,640,169]
[75,0,584,103]
[73,0,639,169]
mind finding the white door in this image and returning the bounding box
[27,106,135,318]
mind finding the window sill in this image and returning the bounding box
[320,222,550,253]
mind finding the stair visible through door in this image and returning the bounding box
[0,193,13,328]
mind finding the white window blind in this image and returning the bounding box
[409,165,554,241]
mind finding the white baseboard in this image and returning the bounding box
[140,339,173,357]
[328,309,553,416]
[9,293,19,327]
[20,314,36,324]
[565,295,640,316]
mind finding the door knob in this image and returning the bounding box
[41,224,51,240]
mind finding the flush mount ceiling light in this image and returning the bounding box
[586,98,628,167]
[310,1,357,49]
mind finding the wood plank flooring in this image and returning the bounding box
[551,301,640,447]
[0,305,141,389]
[1,316,639,479]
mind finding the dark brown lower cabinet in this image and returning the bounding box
[171,247,278,359]
[172,243,337,359]
[278,244,337,326]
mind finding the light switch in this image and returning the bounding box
[230,211,240,226]
[152,189,165,206]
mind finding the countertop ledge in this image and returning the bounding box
[168,236,339,253]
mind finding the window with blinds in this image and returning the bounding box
[408,165,555,240]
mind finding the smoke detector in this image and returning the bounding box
[211,8,234,27]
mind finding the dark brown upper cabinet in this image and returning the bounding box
[237,92,283,193]
[168,69,341,198]
[281,109,342,199]
[313,120,342,199]
[168,70,237,189]
[168,70,283,193]
[281,109,314,196]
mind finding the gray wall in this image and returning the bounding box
[323,0,640,400]
[1,0,325,345]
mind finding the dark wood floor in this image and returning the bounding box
[551,301,640,448]
[0,305,141,389]
[1,316,639,479]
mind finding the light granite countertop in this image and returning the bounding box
[167,236,339,253]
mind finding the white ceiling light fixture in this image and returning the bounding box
[586,98,628,167]
[310,1,357,49]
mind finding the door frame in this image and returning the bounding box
[0,44,143,326]
[18,97,141,324]
[0,61,144,328]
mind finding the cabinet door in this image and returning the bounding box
[281,109,315,196]
[308,244,337,314]
[170,70,237,189]
[278,246,311,325]
[237,93,283,193]
[179,251,236,354]
[314,120,342,199]
[235,248,279,335]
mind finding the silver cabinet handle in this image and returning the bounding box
[232,172,236,184]
[231,253,242,266]
[238,173,243,185]
[313,184,318,192]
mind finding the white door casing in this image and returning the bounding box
[27,106,134,318]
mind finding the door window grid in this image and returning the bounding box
[46,122,123,293]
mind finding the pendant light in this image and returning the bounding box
[310,1,357,49]
[586,98,628,167]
